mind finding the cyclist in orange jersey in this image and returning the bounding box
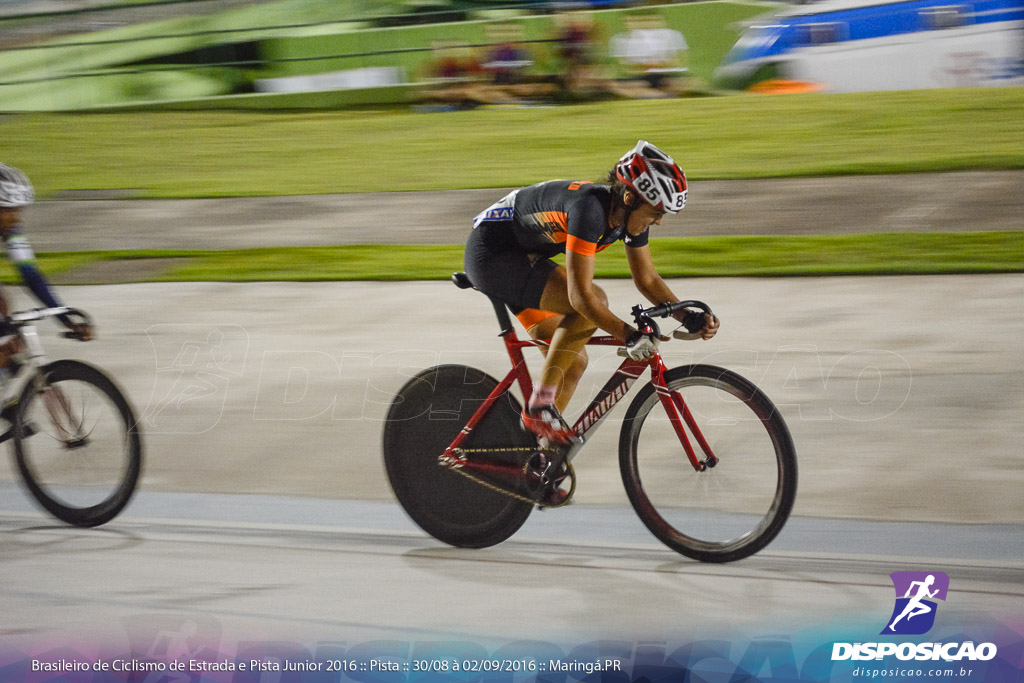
[464,141,719,444]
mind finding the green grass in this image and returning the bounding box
[3,88,1023,198]
[11,232,1022,283]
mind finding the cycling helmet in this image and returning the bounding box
[614,140,687,213]
[0,164,34,208]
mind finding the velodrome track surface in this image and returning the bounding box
[1,175,1022,657]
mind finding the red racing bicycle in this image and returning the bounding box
[383,273,796,562]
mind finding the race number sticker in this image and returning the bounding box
[673,189,687,210]
[635,177,686,210]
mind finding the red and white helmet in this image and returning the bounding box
[614,140,687,214]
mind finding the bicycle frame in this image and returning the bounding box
[8,306,74,369]
[442,325,718,474]
[0,307,79,444]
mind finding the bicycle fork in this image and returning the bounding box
[651,360,718,472]
[42,384,88,449]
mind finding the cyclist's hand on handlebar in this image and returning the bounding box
[64,321,93,342]
[625,331,659,360]
[674,309,720,341]
[698,313,720,340]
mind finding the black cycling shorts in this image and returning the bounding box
[464,223,557,315]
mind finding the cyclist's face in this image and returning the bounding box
[0,207,21,234]
[628,202,666,234]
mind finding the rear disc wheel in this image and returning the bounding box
[383,364,534,548]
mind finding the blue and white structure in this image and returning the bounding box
[714,0,1024,91]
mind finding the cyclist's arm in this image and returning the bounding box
[627,243,720,340]
[4,234,91,339]
[565,250,633,341]
[4,234,61,308]
[16,261,62,309]
[563,194,635,340]
[625,243,680,306]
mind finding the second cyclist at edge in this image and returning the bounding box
[465,140,720,445]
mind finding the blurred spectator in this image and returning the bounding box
[419,28,557,109]
[479,23,556,101]
[419,40,492,108]
[482,23,534,86]
[610,13,691,98]
[434,41,481,80]
[552,13,610,100]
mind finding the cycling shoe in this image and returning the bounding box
[521,403,575,445]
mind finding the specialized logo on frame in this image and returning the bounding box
[881,571,949,635]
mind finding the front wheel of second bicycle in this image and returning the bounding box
[383,364,535,548]
[13,359,143,527]
[619,364,797,563]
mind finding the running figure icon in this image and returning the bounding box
[883,571,949,635]
[889,575,939,631]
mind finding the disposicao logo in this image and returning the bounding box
[831,570,998,663]
[882,571,949,635]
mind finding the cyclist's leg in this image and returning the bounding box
[0,290,24,376]
[527,267,607,413]
[463,231,600,435]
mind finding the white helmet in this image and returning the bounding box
[614,140,687,213]
[0,164,34,208]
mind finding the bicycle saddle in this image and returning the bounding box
[451,272,474,290]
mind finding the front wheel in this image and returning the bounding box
[13,360,143,527]
[619,364,796,563]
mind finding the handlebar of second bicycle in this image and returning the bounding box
[6,307,92,338]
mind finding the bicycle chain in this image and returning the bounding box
[452,446,535,455]
[442,447,575,508]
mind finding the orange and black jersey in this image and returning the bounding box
[473,180,649,258]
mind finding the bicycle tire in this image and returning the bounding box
[383,364,534,548]
[619,364,796,563]
[13,360,143,528]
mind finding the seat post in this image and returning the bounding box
[452,272,516,337]
[490,297,515,337]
